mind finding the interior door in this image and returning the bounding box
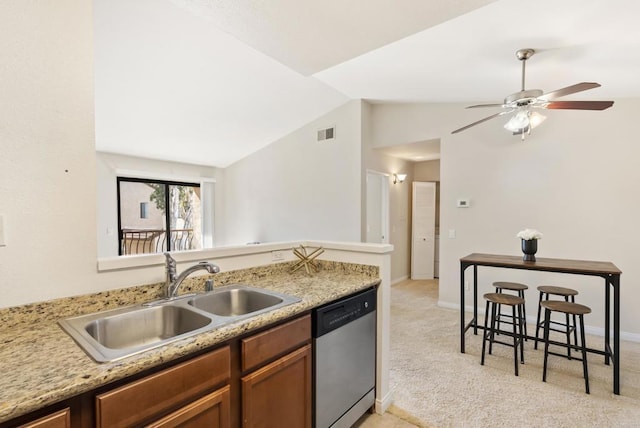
[411,181,436,279]
[366,171,389,244]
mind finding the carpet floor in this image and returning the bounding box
[388,279,640,427]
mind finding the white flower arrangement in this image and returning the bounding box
[516,228,543,240]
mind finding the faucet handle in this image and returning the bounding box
[164,252,177,282]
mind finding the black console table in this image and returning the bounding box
[459,253,622,394]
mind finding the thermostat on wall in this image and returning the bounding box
[457,199,470,208]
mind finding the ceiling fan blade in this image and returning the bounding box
[539,82,601,100]
[544,100,614,110]
[451,111,511,134]
[466,103,504,109]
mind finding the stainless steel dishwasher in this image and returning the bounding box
[313,287,376,428]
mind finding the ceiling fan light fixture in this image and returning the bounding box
[503,110,546,134]
[504,110,530,132]
[529,111,546,129]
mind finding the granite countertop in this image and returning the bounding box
[0,261,379,423]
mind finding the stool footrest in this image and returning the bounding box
[490,338,523,348]
[547,350,585,361]
[537,321,576,335]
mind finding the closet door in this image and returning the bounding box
[411,182,436,279]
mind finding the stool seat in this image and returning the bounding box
[484,292,524,306]
[493,281,528,291]
[541,300,591,316]
[537,285,578,296]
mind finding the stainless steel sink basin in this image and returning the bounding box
[189,287,284,316]
[59,303,217,362]
[59,284,301,362]
[188,284,301,318]
[84,305,211,350]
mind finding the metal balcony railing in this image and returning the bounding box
[120,228,196,255]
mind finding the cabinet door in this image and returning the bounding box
[19,408,70,428]
[147,385,230,428]
[241,344,311,428]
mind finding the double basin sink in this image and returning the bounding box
[59,284,301,362]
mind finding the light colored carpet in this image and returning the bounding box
[388,280,640,427]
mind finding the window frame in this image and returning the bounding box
[116,176,202,256]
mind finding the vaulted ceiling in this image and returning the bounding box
[94,0,640,167]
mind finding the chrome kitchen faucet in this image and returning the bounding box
[164,252,220,299]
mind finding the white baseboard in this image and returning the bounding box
[375,390,393,414]
[391,275,408,285]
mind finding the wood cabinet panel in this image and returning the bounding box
[241,315,310,372]
[147,385,230,428]
[95,346,230,428]
[241,344,311,428]
[18,408,70,428]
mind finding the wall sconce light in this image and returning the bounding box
[393,173,407,184]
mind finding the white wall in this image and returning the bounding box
[221,100,362,246]
[0,0,98,307]
[362,102,412,282]
[0,0,365,309]
[414,160,441,232]
[372,100,640,338]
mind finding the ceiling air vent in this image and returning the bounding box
[317,126,336,142]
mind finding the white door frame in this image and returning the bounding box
[365,170,389,244]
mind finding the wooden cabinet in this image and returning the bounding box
[18,409,70,428]
[95,346,230,428]
[6,313,314,428]
[240,315,311,428]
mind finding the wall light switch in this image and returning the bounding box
[448,229,456,239]
[457,199,470,208]
[0,215,6,246]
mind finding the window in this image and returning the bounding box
[117,177,203,255]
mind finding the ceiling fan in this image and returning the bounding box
[451,48,614,139]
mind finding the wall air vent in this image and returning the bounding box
[317,126,336,142]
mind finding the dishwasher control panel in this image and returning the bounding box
[313,287,376,337]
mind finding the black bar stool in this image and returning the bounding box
[541,300,591,394]
[493,281,528,339]
[534,285,578,358]
[481,293,525,376]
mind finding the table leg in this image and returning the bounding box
[473,265,478,335]
[605,277,610,366]
[460,263,466,353]
[613,274,620,395]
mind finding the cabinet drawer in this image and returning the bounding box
[95,346,230,428]
[241,314,310,372]
[19,408,70,428]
